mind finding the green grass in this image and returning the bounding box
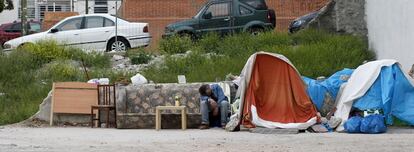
[0,29,376,125]
[143,29,375,83]
[0,42,128,125]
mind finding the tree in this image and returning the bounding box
[0,0,14,13]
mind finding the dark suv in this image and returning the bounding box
[164,0,276,38]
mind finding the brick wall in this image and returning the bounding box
[121,0,329,48]
[42,12,79,31]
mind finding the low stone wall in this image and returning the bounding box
[117,82,236,128]
[31,82,236,129]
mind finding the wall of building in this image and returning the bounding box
[366,0,414,70]
[309,0,367,37]
[0,0,19,24]
[121,0,329,48]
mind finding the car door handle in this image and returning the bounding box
[74,33,79,35]
[105,31,110,33]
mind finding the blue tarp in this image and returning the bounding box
[303,69,354,111]
[353,64,414,125]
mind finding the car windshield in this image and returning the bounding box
[194,5,206,18]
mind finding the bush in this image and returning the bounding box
[19,40,111,68]
[0,41,118,125]
[79,51,111,68]
[37,60,83,82]
[159,35,193,54]
[20,40,76,63]
[144,29,375,83]
[130,52,153,65]
[195,32,222,54]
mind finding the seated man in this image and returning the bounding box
[198,84,230,129]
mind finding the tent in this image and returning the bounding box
[335,60,414,131]
[227,52,318,131]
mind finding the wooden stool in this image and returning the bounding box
[155,106,187,130]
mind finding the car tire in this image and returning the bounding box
[17,43,34,50]
[178,32,195,40]
[107,38,129,52]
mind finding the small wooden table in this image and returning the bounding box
[155,106,187,130]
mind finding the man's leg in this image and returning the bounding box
[220,100,230,124]
[200,100,210,125]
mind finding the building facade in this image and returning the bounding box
[120,0,329,46]
[0,0,120,24]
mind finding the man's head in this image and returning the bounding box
[199,84,212,96]
[409,64,414,78]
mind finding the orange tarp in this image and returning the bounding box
[242,54,317,126]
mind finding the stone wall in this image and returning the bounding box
[32,82,236,129]
[309,0,368,38]
[116,82,235,129]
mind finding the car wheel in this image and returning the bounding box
[249,27,264,36]
[109,39,128,52]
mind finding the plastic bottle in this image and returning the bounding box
[175,96,180,106]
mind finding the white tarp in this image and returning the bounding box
[334,59,398,131]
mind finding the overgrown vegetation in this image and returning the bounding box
[0,41,129,125]
[143,29,375,83]
[0,29,375,125]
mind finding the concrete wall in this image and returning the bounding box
[0,0,19,24]
[309,0,367,38]
[366,0,414,70]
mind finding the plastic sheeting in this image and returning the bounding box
[303,69,354,111]
[353,64,414,125]
[335,60,414,131]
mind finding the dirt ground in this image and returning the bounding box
[1,126,414,152]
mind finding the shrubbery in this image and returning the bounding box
[143,29,375,83]
[159,35,193,54]
[0,42,126,125]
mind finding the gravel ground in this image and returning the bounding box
[1,126,414,152]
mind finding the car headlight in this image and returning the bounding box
[292,20,305,27]
[2,43,11,49]
[165,27,174,33]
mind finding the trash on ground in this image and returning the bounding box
[131,73,148,85]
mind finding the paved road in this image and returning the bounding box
[1,126,414,152]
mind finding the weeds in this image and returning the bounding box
[143,29,375,82]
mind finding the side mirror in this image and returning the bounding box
[50,28,59,33]
[203,12,213,19]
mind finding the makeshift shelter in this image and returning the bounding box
[335,60,414,131]
[227,52,318,131]
[303,69,353,115]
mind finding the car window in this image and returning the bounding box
[29,23,41,32]
[85,16,104,29]
[104,18,115,27]
[57,18,83,31]
[4,24,16,32]
[240,5,252,15]
[11,23,22,31]
[240,0,268,10]
[205,2,230,18]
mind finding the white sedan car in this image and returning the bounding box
[3,14,151,52]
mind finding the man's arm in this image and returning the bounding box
[213,84,228,103]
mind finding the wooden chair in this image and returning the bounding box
[91,84,117,128]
